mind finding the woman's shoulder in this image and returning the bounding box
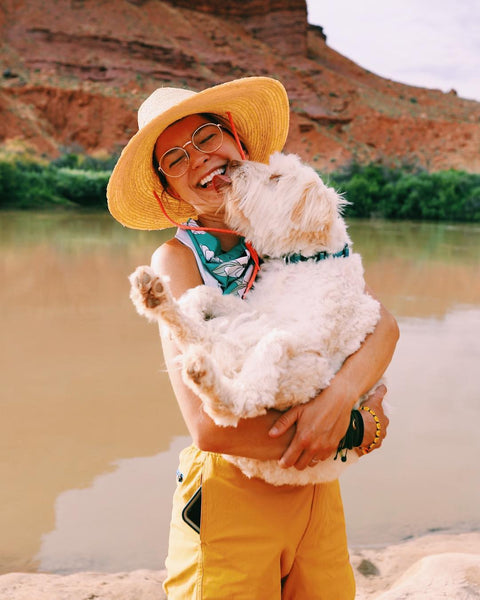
[151,237,203,298]
[151,237,195,274]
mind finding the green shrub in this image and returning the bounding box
[1,151,479,222]
[0,159,65,209]
[0,153,112,209]
[52,152,118,171]
[53,168,111,207]
[327,162,480,222]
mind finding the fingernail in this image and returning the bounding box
[269,426,278,436]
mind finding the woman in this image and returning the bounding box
[108,77,399,599]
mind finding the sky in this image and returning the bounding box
[306,0,480,102]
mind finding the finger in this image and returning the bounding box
[361,386,388,420]
[278,434,305,468]
[368,384,387,402]
[294,452,315,471]
[269,407,299,437]
[280,435,333,469]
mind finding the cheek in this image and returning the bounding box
[165,182,182,201]
[167,178,197,206]
[223,136,248,161]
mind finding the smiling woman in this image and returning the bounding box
[106,76,398,599]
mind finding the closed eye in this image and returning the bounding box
[164,148,187,169]
[197,132,217,147]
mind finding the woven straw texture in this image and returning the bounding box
[107,77,290,230]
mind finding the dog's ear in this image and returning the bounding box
[291,175,343,238]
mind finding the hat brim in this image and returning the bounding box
[107,77,290,230]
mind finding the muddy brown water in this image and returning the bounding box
[1,212,479,574]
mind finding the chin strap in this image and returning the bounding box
[153,189,260,298]
[226,111,247,160]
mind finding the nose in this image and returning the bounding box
[188,145,210,169]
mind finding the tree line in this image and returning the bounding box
[329,162,480,222]
[1,153,479,222]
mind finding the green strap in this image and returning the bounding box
[284,244,350,264]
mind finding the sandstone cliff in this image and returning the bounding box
[1,0,479,172]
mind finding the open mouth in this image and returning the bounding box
[212,171,232,193]
[199,165,227,188]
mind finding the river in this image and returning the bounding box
[1,211,479,574]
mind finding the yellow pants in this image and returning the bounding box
[164,445,355,600]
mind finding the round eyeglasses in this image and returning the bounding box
[158,123,224,178]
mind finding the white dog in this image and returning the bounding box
[130,152,381,485]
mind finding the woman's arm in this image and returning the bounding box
[152,239,295,459]
[269,285,399,469]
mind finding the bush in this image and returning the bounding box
[327,162,480,222]
[0,159,66,209]
[53,168,111,207]
[0,153,112,210]
[52,152,118,171]
[1,151,479,222]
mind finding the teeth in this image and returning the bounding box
[200,166,226,188]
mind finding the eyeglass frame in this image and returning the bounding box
[157,122,225,178]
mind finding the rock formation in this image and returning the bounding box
[1,0,479,172]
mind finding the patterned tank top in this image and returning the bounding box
[172,220,256,298]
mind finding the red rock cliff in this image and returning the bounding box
[0,0,479,172]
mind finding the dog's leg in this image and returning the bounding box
[183,330,300,426]
[182,348,245,426]
[237,332,338,415]
[129,266,201,347]
[236,330,299,414]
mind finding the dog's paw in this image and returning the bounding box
[184,354,241,427]
[129,266,171,318]
[185,354,210,386]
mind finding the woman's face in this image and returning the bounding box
[154,115,246,217]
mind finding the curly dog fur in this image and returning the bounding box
[129,152,381,485]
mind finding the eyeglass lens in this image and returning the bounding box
[160,123,223,177]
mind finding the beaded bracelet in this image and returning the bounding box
[359,405,381,454]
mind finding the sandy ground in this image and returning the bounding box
[1,532,479,599]
[351,531,480,600]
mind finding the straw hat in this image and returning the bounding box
[107,77,290,230]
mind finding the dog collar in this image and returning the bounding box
[283,244,350,264]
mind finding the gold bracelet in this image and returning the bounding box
[359,406,381,454]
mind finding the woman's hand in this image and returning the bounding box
[268,379,357,470]
[356,384,389,456]
[269,383,389,469]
